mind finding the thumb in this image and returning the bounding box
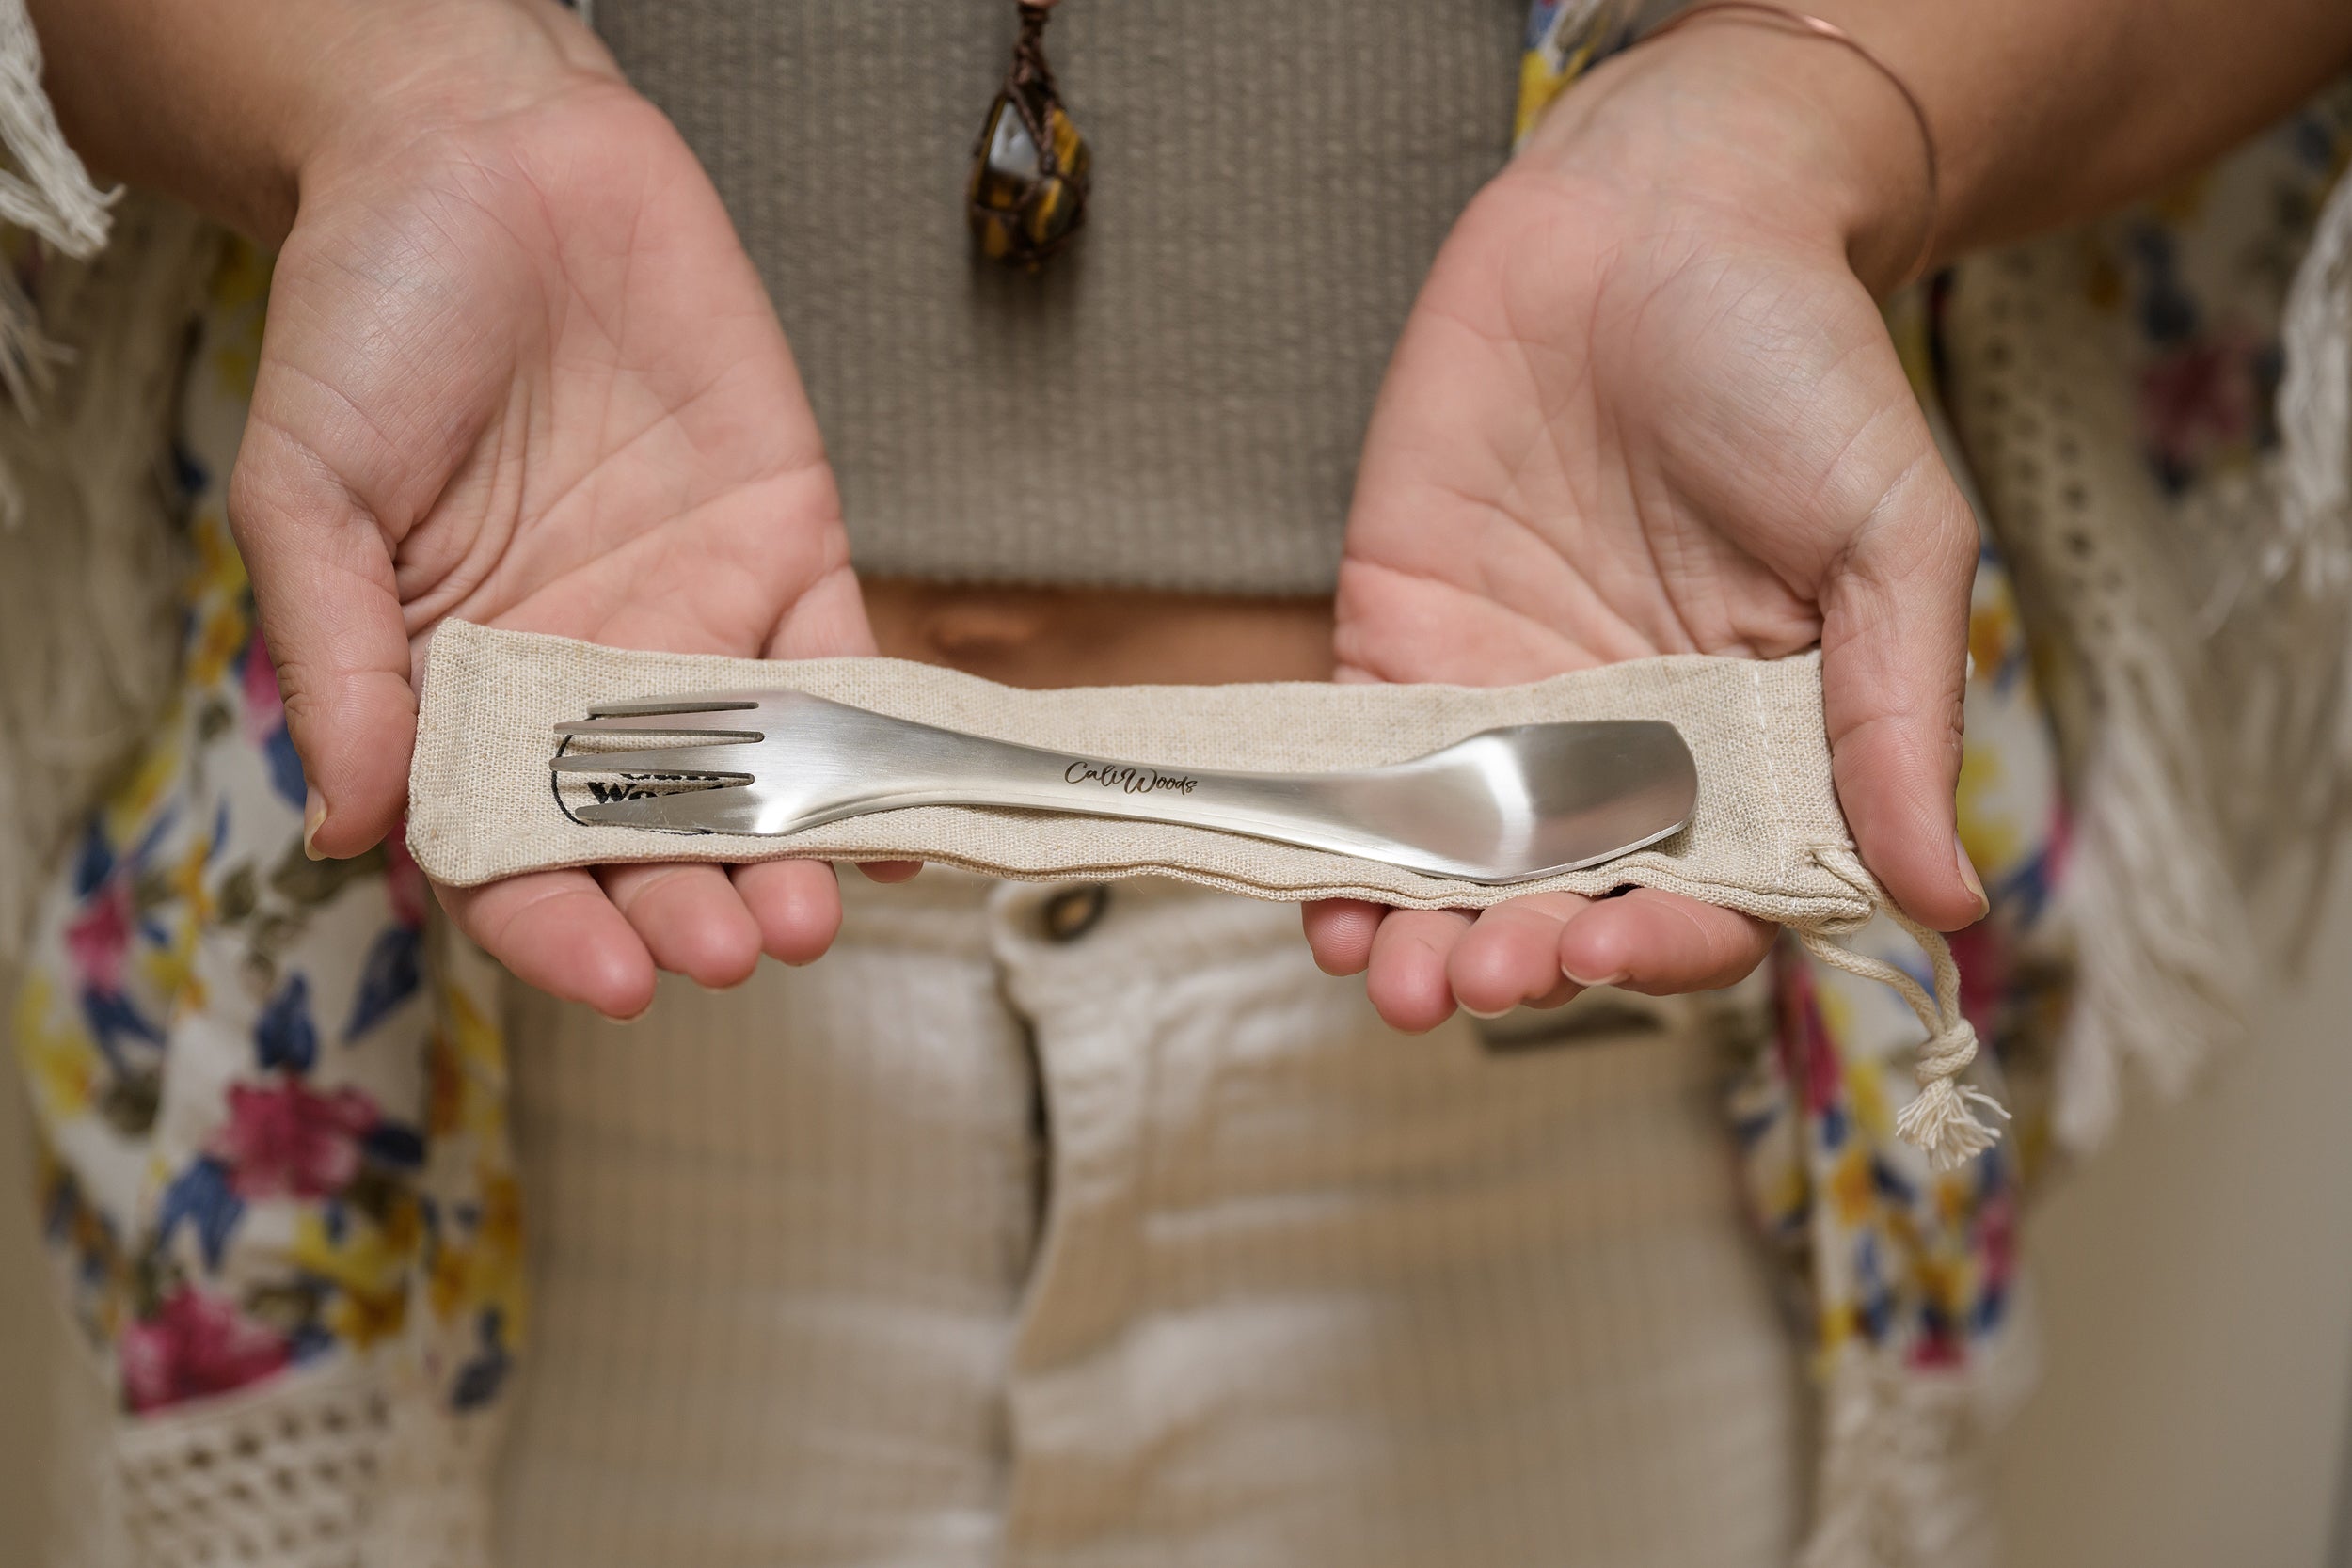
[227,416,419,860]
[1818,458,1987,932]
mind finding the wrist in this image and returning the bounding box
[1517,19,1938,295]
[281,2,620,241]
[29,0,617,247]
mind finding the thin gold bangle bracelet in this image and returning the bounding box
[1636,2,1942,286]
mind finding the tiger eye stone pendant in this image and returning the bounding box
[968,1,1090,269]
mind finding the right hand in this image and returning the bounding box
[1304,24,1985,1030]
[230,2,895,1019]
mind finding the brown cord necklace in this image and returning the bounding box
[967,0,1091,268]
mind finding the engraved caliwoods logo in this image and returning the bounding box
[1063,760,1200,797]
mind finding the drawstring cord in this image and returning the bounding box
[1804,848,2010,1169]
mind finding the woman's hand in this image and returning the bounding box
[1305,26,1986,1031]
[219,6,887,1019]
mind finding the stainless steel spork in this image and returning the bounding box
[550,691,1697,884]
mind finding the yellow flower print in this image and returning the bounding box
[1828,1146,1877,1227]
[101,726,186,843]
[1842,1056,1894,1140]
[185,594,252,690]
[294,1197,421,1296]
[1760,1159,1806,1224]
[432,977,512,1145]
[1816,1302,1861,1361]
[1956,744,2026,876]
[428,1169,527,1344]
[1966,594,2017,684]
[1914,1250,1970,1321]
[292,1198,421,1351]
[326,1281,410,1351]
[205,241,274,398]
[187,507,251,604]
[14,975,98,1123]
[135,936,201,1021]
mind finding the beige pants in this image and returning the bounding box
[499,870,1806,1567]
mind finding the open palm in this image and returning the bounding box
[1306,123,1984,1029]
[232,64,882,1018]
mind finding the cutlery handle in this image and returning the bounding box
[831,714,1479,873]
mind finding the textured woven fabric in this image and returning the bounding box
[492,867,1805,1568]
[407,620,1874,925]
[43,1354,501,1568]
[591,0,1523,594]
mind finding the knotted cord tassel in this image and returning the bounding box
[1804,849,2010,1169]
[1891,1017,2007,1167]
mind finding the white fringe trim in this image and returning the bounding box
[0,0,111,259]
[1798,1302,2041,1568]
[0,0,116,416]
[1941,229,2286,1157]
[0,195,215,963]
[2274,160,2352,925]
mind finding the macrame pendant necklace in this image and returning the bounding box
[968,0,1091,268]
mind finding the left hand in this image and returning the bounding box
[222,5,901,1019]
[1303,27,1988,1031]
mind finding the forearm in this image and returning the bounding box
[1526,0,2352,293]
[26,0,612,244]
[1812,0,2352,257]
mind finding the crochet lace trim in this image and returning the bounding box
[53,1359,500,1568]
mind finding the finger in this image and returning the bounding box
[766,560,881,659]
[437,870,657,1020]
[1820,455,1987,931]
[596,863,764,989]
[1525,977,1581,1010]
[1363,909,1475,1034]
[1447,893,1595,1017]
[1302,898,1387,976]
[228,418,419,860]
[854,860,922,884]
[731,860,845,966]
[1554,889,1775,996]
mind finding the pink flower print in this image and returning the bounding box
[1977,1187,2019,1296]
[1947,921,2010,1040]
[2138,332,2260,489]
[210,1081,380,1200]
[64,879,135,994]
[1773,951,1845,1117]
[119,1285,292,1412]
[240,628,285,745]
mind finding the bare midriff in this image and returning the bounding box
[862,579,1337,689]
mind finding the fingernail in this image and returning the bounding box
[1562,963,1627,989]
[302,788,327,860]
[1461,1002,1515,1020]
[1955,836,1990,919]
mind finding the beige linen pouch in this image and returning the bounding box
[408,620,2001,1162]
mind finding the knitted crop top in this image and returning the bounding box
[592,0,1524,594]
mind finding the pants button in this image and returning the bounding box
[1041,883,1110,942]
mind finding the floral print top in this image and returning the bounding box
[13,241,523,1423]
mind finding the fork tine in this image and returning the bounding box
[570,784,771,833]
[587,694,760,716]
[555,712,764,738]
[549,743,758,777]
